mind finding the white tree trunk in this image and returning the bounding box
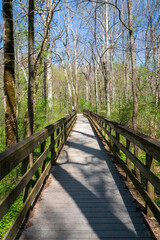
[105,0,110,117]
[47,46,53,108]
[73,37,78,109]
[46,0,53,108]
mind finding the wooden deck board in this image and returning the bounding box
[19,114,154,239]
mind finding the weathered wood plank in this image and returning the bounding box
[19,114,153,240]
[84,110,160,223]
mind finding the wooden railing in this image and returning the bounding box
[0,111,77,240]
[84,110,160,223]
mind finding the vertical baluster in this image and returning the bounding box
[64,120,67,141]
[110,127,113,147]
[62,121,65,143]
[105,123,108,141]
[100,120,102,134]
[68,118,71,135]
[51,130,55,164]
[126,139,131,182]
[134,145,141,182]
[102,121,104,137]
[146,153,154,217]
[41,141,46,172]
[60,124,63,146]
[57,127,60,145]
[102,120,104,136]
[22,156,30,203]
[115,132,120,154]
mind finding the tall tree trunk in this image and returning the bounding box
[47,42,52,108]
[46,0,53,108]
[73,37,78,109]
[43,58,47,114]
[66,48,75,107]
[3,0,17,148]
[126,33,130,100]
[94,63,99,112]
[147,0,159,137]
[28,0,34,136]
[127,0,138,131]
[86,76,89,102]
[105,0,110,117]
[121,0,126,99]
[127,0,140,182]
[94,2,99,113]
[63,66,73,110]
[110,6,115,103]
[110,35,114,103]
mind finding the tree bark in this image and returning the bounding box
[127,0,140,182]
[126,33,130,100]
[46,0,53,108]
[46,40,52,108]
[147,0,159,138]
[28,0,34,136]
[3,0,17,148]
[73,37,78,109]
[105,0,110,117]
[121,0,126,99]
[127,0,138,131]
[94,2,99,113]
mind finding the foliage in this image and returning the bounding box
[79,97,97,112]
[0,194,23,239]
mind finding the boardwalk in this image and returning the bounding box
[19,114,153,239]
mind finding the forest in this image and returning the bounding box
[0,0,160,238]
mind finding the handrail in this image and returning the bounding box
[84,110,160,223]
[0,111,77,240]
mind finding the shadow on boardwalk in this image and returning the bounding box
[19,115,153,239]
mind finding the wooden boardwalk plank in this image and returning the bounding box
[19,114,154,240]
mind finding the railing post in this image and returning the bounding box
[64,119,67,141]
[105,123,109,141]
[101,121,104,137]
[51,131,55,164]
[115,132,120,155]
[62,121,65,143]
[110,127,113,147]
[41,141,46,172]
[126,139,132,182]
[57,127,60,148]
[22,156,30,203]
[134,145,141,182]
[100,120,104,136]
[146,153,154,217]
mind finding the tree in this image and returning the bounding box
[3,0,17,148]
[42,0,53,109]
[127,0,138,132]
[28,0,34,136]
[127,0,140,181]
